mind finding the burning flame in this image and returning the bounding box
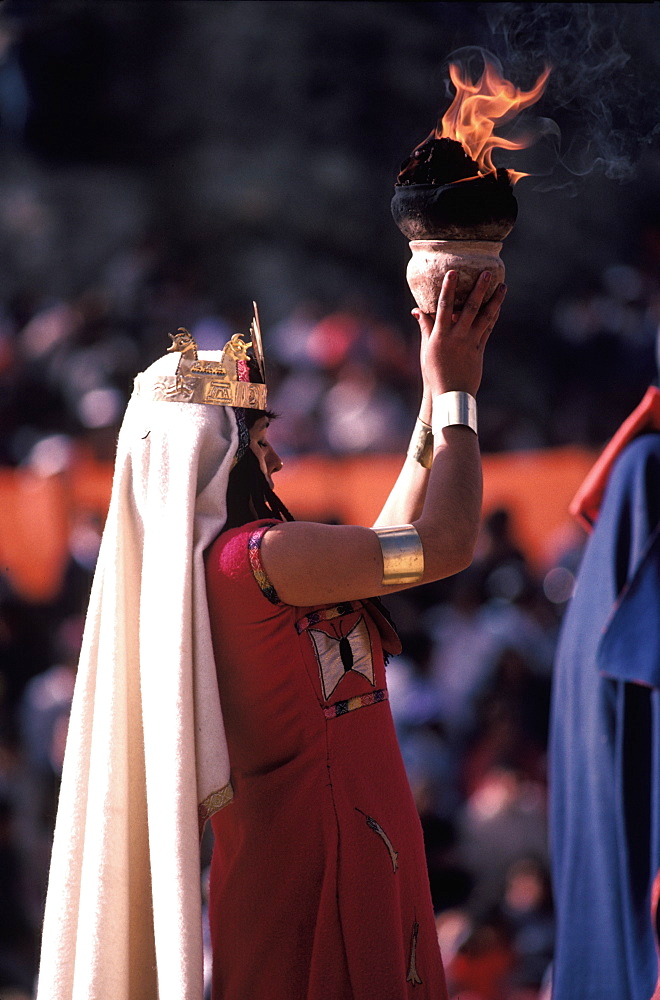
[439,59,551,183]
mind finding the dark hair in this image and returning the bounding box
[223,409,294,531]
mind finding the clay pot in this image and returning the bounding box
[406,239,505,313]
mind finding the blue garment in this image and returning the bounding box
[550,433,660,1000]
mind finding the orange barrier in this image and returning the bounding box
[274,447,595,571]
[0,468,70,603]
[480,448,595,568]
[0,447,595,603]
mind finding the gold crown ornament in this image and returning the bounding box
[141,302,267,410]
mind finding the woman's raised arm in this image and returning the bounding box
[259,270,505,607]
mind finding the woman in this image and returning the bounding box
[37,270,504,1000]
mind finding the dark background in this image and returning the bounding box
[0,0,659,448]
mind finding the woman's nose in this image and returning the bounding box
[267,446,283,475]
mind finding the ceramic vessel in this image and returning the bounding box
[407,239,505,313]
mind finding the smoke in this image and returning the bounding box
[476,3,660,188]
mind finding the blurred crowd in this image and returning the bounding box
[0,226,658,999]
[385,509,564,1000]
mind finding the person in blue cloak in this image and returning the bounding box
[550,384,660,1000]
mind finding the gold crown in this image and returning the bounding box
[142,303,267,410]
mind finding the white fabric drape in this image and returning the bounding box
[37,349,237,1000]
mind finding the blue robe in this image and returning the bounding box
[550,432,660,1000]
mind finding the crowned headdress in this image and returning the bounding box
[139,303,267,410]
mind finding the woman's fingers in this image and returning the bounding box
[475,283,507,349]
[411,307,433,340]
[416,272,506,358]
[453,270,492,331]
[435,270,458,329]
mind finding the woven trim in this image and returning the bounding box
[233,405,250,463]
[323,688,388,719]
[295,601,363,634]
[198,781,234,837]
[247,523,280,604]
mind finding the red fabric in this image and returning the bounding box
[205,520,448,1000]
[652,869,660,1000]
[570,386,660,531]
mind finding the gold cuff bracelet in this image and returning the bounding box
[374,524,424,587]
[406,417,434,470]
[432,391,478,438]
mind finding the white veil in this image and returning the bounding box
[38,348,239,1000]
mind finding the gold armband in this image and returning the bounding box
[432,391,477,438]
[374,524,424,587]
[406,417,433,470]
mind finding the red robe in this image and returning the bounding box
[205,520,448,1000]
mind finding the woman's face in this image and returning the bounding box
[249,416,283,488]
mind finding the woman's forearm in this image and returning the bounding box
[373,456,429,526]
[373,394,433,527]
[412,422,482,580]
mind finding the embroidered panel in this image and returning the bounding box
[295,601,363,634]
[323,688,388,719]
[310,615,375,700]
[247,523,280,604]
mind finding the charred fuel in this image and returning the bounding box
[391,137,517,242]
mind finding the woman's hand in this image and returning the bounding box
[413,270,506,400]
